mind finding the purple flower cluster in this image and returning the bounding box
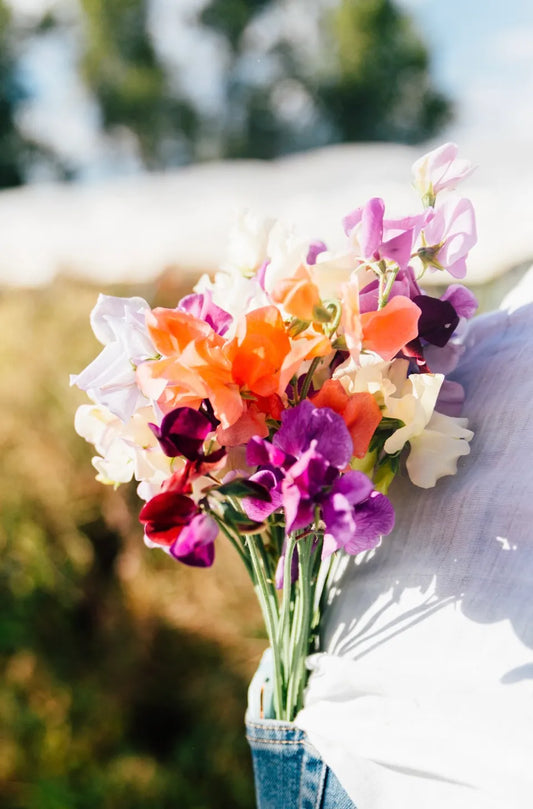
[244,401,394,570]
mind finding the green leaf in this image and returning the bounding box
[216,477,272,502]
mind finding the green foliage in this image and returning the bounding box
[79,0,450,165]
[0,279,260,809]
[0,1,29,187]
[79,0,199,167]
[316,0,451,143]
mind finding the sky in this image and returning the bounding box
[8,0,533,179]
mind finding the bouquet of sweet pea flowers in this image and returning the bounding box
[72,143,477,722]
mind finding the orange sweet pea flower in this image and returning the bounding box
[311,378,382,458]
[361,295,421,361]
[271,264,322,321]
[137,308,244,428]
[228,306,331,399]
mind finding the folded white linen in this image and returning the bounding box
[295,301,533,808]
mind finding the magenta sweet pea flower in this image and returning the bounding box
[169,512,218,567]
[139,489,218,567]
[139,490,200,547]
[178,291,233,336]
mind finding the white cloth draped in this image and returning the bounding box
[295,300,533,808]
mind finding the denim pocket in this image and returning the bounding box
[245,717,355,809]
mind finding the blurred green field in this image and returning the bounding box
[0,276,265,809]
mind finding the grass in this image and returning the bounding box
[0,276,265,809]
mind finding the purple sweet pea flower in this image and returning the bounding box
[170,512,218,567]
[244,468,284,522]
[178,291,233,336]
[273,400,353,470]
[321,472,395,559]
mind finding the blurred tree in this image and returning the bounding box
[0,1,32,186]
[79,0,199,168]
[316,0,451,143]
[78,0,450,166]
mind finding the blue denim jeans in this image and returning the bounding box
[246,717,355,809]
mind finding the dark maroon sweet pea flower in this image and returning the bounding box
[169,512,218,567]
[150,406,224,464]
[306,240,327,265]
[178,291,233,336]
[412,295,460,347]
[139,491,199,546]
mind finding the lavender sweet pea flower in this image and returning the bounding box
[178,291,233,336]
[343,198,420,271]
[441,284,478,319]
[70,295,156,422]
[420,197,477,279]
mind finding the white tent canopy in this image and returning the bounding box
[0,141,531,289]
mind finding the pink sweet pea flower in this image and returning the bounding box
[419,197,477,279]
[412,142,475,204]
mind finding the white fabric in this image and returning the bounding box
[295,300,533,808]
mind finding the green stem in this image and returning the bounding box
[246,535,284,718]
[277,534,297,691]
[298,356,321,401]
[285,535,314,718]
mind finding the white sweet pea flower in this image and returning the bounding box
[194,272,269,335]
[220,210,274,277]
[311,249,356,300]
[70,295,157,422]
[334,359,473,488]
[75,404,171,487]
[383,373,473,488]
[405,410,473,488]
[263,220,308,294]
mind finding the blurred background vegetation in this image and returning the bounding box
[0,0,450,186]
[0,1,452,807]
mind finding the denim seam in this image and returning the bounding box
[245,736,304,746]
